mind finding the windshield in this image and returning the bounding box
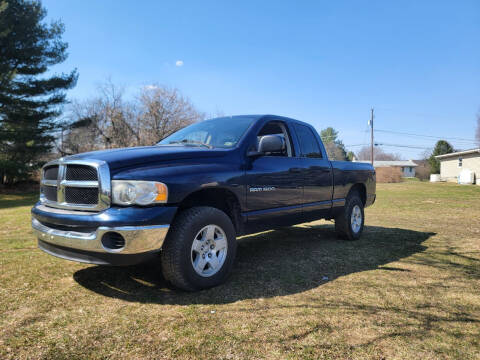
[158,116,255,149]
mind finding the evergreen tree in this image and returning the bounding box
[428,140,454,174]
[320,127,347,160]
[0,0,77,184]
[346,151,355,161]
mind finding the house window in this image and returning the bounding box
[458,158,463,167]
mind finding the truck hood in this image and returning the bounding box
[65,146,230,170]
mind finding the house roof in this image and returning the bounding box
[435,148,480,159]
[354,160,418,167]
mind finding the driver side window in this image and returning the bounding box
[256,121,294,157]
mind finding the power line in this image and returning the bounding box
[374,142,432,150]
[345,143,369,147]
[375,129,478,144]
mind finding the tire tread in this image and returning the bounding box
[161,206,235,291]
[335,191,364,241]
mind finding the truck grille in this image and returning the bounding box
[40,160,111,211]
[66,165,98,181]
[65,187,99,204]
[41,184,58,202]
[44,166,59,180]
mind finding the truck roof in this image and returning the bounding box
[221,114,312,127]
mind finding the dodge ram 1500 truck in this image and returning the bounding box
[32,115,375,291]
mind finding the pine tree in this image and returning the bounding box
[0,0,77,184]
[320,127,347,160]
[428,140,454,174]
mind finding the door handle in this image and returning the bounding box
[289,168,302,173]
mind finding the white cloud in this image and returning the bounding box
[175,60,184,67]
[144,84,158,90]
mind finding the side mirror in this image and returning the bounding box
[258,135,285,154]
[247,150,262,158]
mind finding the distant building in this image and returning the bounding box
[435,148,480,182]
[354,160,418,177]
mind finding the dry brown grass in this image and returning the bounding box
[376,166,403,183]
[1,182,480,359]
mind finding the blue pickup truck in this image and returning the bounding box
[32,115,375,291]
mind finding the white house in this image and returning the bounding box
[435,148,480,183]
[353,160,418,177]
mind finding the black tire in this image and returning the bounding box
[160,206,237,291]
[334,192,365,241]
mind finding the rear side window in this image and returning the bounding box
[294,124,323,158]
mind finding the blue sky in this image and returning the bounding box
[43,0,480,158]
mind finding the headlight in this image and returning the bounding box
[112,180,168,206]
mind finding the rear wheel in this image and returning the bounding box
[335,192,364,240]
[161,206,237,291]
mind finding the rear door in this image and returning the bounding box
[245,120,303,229]
[293,123,334,221]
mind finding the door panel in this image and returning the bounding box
[291,123,333,221]
[245,156,303,228]
[302,158,333,220]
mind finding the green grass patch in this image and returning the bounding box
[1,182,479,359]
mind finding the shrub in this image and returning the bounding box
[414,161,431,181]
[376,167,403,183]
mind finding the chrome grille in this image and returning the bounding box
[65,187,98,204]
[44,166,59,180]
[66,165,98,181]
[41,185,57,202]
[40,159,111,211]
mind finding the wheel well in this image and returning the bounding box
[177,188,243,234]
[349,183,367,205]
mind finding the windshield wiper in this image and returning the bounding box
[168,139,213,149]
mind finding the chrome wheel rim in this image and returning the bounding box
[191,224,228,277]
[351,205,362,233]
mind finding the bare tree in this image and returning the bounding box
[61,81,203,154]
[59,116,99,155]
[62,81,139,153]
[97,81,140,148]
[138,85,204,145]
[356,146,401,161]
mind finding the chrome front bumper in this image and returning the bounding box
[32,218,169,256]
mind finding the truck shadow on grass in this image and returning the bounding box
[73,224,434,304]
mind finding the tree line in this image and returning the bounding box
[0,0,76,184]
[58,81,203,156]
[0,0,204,184]
[0,0,404,186]
[1,0,478,185]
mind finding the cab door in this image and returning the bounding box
[245,121,303,229]
[292,123,334,221]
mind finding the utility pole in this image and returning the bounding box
[369,108,374,165]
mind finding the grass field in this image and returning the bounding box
[1,181,479,359]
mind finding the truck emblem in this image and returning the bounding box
[249,186,276,192]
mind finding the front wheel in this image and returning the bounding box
[335,192,365,240]
[160,206,237,291]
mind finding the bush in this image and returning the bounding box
[414,161,431,181]
[376,167,403,183]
